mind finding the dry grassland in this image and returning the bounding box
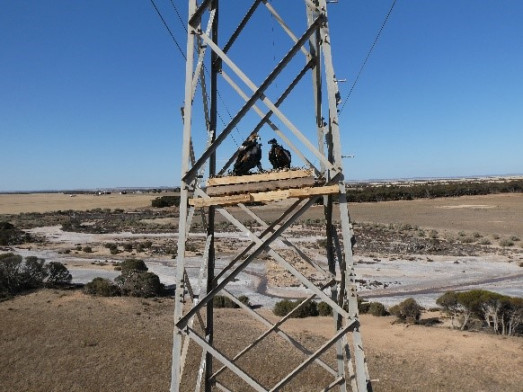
[1,290,521,392]
[0,192,170,214]
[1,192,522,238]
[1,192,522,391]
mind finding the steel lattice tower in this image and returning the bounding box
[171,1,371,391]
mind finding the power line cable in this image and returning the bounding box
[169,0,187,33]
[339,0,397,115]
[150,0,186,60]
[149,0,248,147]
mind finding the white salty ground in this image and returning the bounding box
[9,225,521,308]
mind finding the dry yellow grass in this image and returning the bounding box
[1,290,522,392]
[0,192,175,214]
[2,192,522,238]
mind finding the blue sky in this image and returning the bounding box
[1,1,522,192]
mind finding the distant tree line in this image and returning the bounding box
[345,179,523,203]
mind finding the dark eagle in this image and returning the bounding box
[268,138,291,170]
[232,133,263,176]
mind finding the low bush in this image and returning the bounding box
[273,299,318,318]
[151,196,180,208]
[318,301,332,316]
[112,259,163,298]
[368,302,388,316]
[389,298,422,323]
[499,239,514,247]
[45,261,72,287]
[117,272,163,297]
[213,295,239,308]
[0,222,33,245]
[1,254,73,298]
[358,298,371,314]
[83,277,120,296]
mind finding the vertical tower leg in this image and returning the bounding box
[316,0,372,390]
[171,1,197,390]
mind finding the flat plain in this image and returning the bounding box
[1,191,522,391]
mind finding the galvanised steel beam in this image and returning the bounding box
[316,0,371,390]
[176,193,323,331]
[204,1,218,390]
[212,285,338,379]
[170,0,198,389]
[236,203,332,277]
[269,321,356,391]
[185,327,268,392]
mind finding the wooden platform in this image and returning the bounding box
[189,169,338,207]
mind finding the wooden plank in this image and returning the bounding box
[206,176,317,196]
[189,185,339,207]
[206,169,313,186]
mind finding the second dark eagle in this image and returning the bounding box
[268,138,291,170]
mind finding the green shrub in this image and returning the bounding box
[499,239,514,247]
[389,298,422,323]
[151,196,180,208]
[368,302,388,316]
[358,298,370,314]
[113,259,163,297]
[119,259,148,275]
[0,222,33,246]
[238,295,250,307]
[82,246,92,253]
[318,301,332,316]
[45,262,72,287]
[316,239,328,248]
[273,299,318,318]
[213,295,239,308]
[116,272,163,297]
[84,277,120,296]
[1,254,73,296]
[273,299,297,316]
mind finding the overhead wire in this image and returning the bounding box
[338,0,398,115]
[169,0,187,33]
[151,0,240,147]
[150,0,186,61]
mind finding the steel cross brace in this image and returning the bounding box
[190,186,349,317]
[182,12,333,184]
